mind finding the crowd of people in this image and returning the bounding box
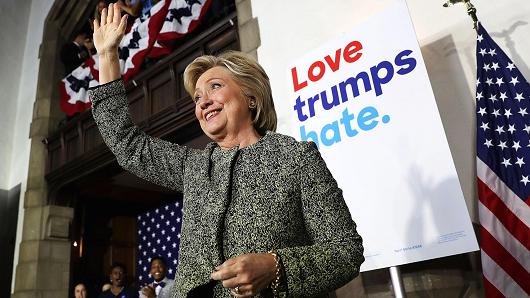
[73,257,175,298]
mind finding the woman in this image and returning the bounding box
[90,4,364,297]
[74,283,88,298]
[99,263,139,298]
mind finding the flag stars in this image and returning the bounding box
[516,157,525,167]
[480,122,489,131]
[488,48,497,56]
[501,158,512,167]
[483,64,491,72]
[495,125,505,134]
[477,34,483,42]
[512,141,521,151]
[498,141,508,150]
[507,124,516,134]
[495,77,504,87]
[518,108,528,117]
[514,93,525,102]
[478,108,487,116]
[484,139,493,148]
[521,175,530,186]
[492,109,501,117]
[489,94,498,103]
[524,125,530,134]
[485,78,494,86]
[499,92,508,101]
[476,92,484,101]
[510,76,520,86]
[491,62,500,71]
[506,62,516,71]
[479,48,487,56]
[504,109,513,119]
[476,78,481,87]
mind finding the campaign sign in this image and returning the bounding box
[286,0,478,271]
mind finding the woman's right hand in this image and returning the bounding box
[93,3,128,56]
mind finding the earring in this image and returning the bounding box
[249,99,257,110]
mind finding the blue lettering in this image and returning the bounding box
[321,86,341,110]
[320,121,341,146]
[358,106,379,131]
[300,125,319,148]
[293,96,308,122]
[395,49,417,75]
[339,107,358,137]
[339,71,372,103]
[370,60,394,97]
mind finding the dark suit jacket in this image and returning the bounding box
[60,41,89,74]
[90,80,364,298]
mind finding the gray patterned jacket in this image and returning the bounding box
[90,80,364,298]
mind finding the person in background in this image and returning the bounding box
[98,263,139,298]
[60,30,94,74]
[91,4,364,297]
[94,0,106,23]
[74,283,88,298]
[101,283,112,292]
[139,257,175,298]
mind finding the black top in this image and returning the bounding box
[98,287,139,298]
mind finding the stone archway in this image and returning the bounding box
[12,1,98,297]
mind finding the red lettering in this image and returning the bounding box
[292,40,363,92]
[343,40,363,63]
[308,61,326,82]
[324,48,342,72]
[291,67,308,92]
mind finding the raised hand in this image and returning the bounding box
[210,253,276,297]
[93,3,128,56]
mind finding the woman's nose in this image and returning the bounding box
[199,94,212,109]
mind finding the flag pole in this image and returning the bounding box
[389,266,407,298]
[443,0,479,29]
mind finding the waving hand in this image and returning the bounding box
[93,3,128,83]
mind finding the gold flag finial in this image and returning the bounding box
[443,0,479,29]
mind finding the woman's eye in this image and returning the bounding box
[193,96,201,104]
[211,82,221,89]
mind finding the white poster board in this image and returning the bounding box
[285,0,479,271]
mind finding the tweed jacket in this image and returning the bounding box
[90,80,364,298]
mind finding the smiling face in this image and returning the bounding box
[110,266,125,287]
[150,259,167,282]
[193,66,254,143]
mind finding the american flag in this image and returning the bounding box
[475,23,530,297]
[59,0,211,116]
[136,197,183,285]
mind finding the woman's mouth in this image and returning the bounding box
[205,110,220,121]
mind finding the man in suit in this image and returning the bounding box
[60,30,94,74]
[140,257,175,298]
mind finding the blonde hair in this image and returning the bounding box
[184,51,277,133]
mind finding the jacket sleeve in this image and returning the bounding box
[277,141,364,297]
[89,79,187,192]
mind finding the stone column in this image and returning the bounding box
[236,0,261,59]
[12,12,74,298]
[12,206,74,298]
